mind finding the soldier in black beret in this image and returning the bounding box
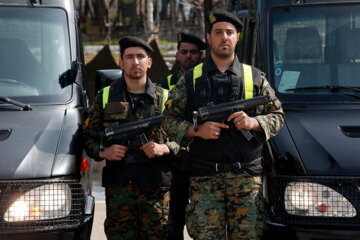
[207,10,243,32]
[160,32,206,91]
[119,36,154,58]
[176,32,207,51]
[84,35,180,239]
[162,9,283,240]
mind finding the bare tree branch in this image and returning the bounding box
[178,0,204,10]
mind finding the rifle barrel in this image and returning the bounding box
[198,95,273,119]
[105,116,162,137]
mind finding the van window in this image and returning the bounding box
[269,4,360,102]
[0,7,71,103]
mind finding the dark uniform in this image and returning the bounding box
[163,68,191,240]
[84,37,179,240]
[160,67,190,240]
[159,32,206,240]
[159,32,207,91]
[162,11,284,240]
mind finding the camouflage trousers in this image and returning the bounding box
[104,183,171,240]
[185,173,265,240]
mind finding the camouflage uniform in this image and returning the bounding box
[84,77,179,240]
[186,173,265,239]
[162,56,284,239]
[105,183,171,240]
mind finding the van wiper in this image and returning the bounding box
[286,85,360,92]
[0,96,32,111]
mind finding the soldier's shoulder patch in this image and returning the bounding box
[84,118,90,128]
[165,99,173,110]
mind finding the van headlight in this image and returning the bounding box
[4,183,72,222]
[284,182,356,217]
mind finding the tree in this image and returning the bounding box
[101,0,120,44]
[75,0,222,43]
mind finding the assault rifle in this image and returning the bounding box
[192,94,276,141]
[99,115,162,150]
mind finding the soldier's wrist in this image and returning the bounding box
[98,150,105,160]
[186,126,197,138]
[162,144,170,155]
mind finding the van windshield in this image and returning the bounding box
[269,4,360,102]
[0,7,71,103]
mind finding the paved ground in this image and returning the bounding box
[90,161,192,239]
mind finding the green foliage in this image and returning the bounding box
[158,40,176,45]
[83,40,119,46]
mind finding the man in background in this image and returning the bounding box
[160,32,206,240]
[160,32,207,91]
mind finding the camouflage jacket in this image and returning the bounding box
[84,77,179,161]
[162,57,284,147]
[84,77,179,187]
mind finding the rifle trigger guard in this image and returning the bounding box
[193,111,199,131]
[99,132,105,150]
[193,118,198,131]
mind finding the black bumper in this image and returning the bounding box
[265,219,360,240]
[0,215,93,240]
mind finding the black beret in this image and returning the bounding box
[207,10,243,31]
[119,36,153,53]
[177,32,207,50]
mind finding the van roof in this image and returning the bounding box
[0,0,73,9]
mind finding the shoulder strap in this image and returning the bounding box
[242,64,254,99]
[167,74,175,91]
[153,85,169,114]
[161,88,169,112]
[102,86,110,109]
[193,63,204,91]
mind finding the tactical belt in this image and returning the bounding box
[191,157,262,173]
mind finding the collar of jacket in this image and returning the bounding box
[205,55,242,76]
[110,75,157,100]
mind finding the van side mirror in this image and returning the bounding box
[59,62,78,88]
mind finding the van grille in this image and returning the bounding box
[0,179,84,234]
[268,175,360,226]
